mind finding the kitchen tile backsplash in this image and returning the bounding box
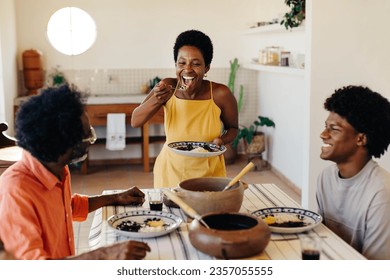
[18,67,257,126]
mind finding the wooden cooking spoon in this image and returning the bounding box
[163,189,210,229]
[222,161,255,191]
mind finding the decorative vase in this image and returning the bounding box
[22,49,44,96]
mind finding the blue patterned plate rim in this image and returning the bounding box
[167,141,226,158]
[107,209,182,238]
[252,206,323,234]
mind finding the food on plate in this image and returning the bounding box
[191,147,208,153]
[263,215,276,225]
[116,220,142,232]
[174,142,218,152]
[262,214,308,227]
[116,218,169,233]
[145,218,164,227]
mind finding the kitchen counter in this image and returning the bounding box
[86,94,147,104]
[14,93,148,106]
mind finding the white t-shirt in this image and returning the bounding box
[316,160,390,260]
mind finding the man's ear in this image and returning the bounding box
[357,133,367,146]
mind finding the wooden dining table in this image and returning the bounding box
[88,183,366,260]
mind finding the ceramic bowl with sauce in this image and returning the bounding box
[189,212,270,259]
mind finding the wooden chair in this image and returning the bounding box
[0,123,21,169]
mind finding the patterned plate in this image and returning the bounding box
[252,207,323,234]
[167,141,226,158]
[107,210,182,238]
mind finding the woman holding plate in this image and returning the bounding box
[131,30,238,188]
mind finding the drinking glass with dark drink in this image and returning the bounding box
[148,190,163,211]
[299,235,321,260]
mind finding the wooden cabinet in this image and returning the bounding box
[86,104,137,126]
[82,103,165,173]
[14,96,164,173]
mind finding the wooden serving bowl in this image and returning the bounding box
[189,212,270,259]
[176,177,247,215]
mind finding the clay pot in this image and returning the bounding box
[176,177,247,216]
[22,49,43,95]
[189,212,270,259]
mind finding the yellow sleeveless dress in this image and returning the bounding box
[153,81,226,188]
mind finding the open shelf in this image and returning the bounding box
[243,23,305,35]
[242,63,305,76]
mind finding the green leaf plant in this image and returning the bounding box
[280,0,306,30]
[232,116,275,149]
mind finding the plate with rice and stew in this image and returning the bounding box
[167,141,226,158]
[252,207,323,234]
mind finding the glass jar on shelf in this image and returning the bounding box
[280,51,291,67]
[258,49,267,64]
[266,46,280,66]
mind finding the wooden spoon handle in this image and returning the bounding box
[224,162,255,191]
[163,189,210,229]
[163,189,198,219]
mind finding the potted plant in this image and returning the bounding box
[47,66,67,87]
[232,116,275,155]
[280,0,305,30]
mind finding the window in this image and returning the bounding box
[47,7,96,56]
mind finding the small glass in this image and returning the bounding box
[148,190,163,211]
[300,235,321,260]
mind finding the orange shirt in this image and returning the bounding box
[0,150,89,260]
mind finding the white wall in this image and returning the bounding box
[0,0,18,133]
[258,72,305,188]
[302,0,390,209]
[239,25,306,189]
[14,0,286,70]
[1,0,285,131]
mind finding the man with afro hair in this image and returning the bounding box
[0,85,150,260]
[316,85,390,259]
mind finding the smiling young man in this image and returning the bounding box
[316,85,390,260]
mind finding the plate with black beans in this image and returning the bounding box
[167,141,226,158]
[107,210,182,238]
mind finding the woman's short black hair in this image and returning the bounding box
[15,84,85,163]
[324,85,390,158]
[173,29,213,66]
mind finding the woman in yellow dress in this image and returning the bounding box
[131,30,238,188]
